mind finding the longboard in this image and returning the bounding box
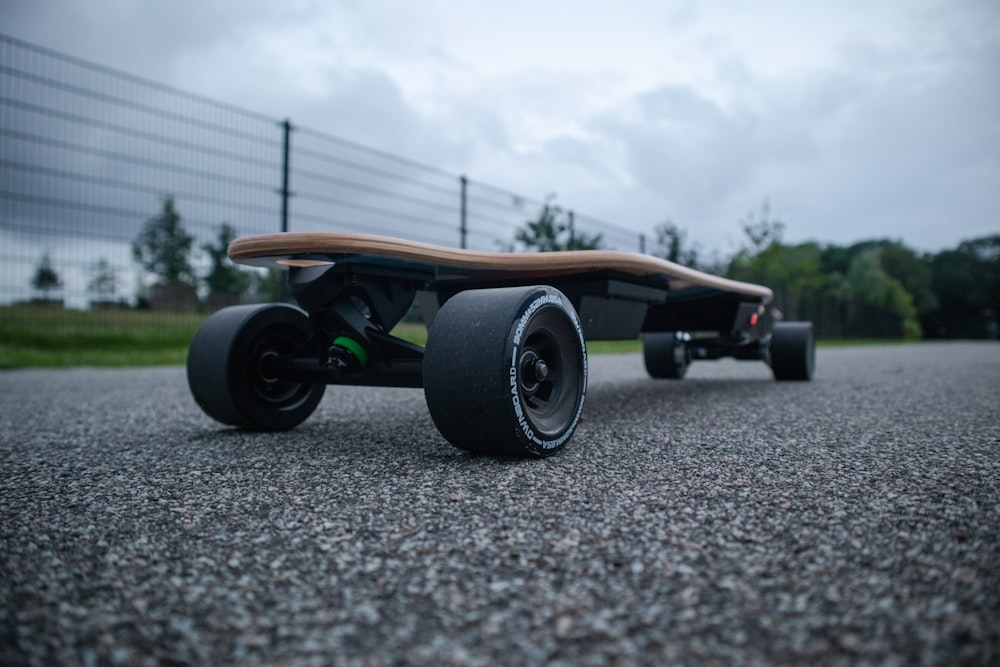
[229,232,775,340]
[186,232,815,457]
[229,232,774,302]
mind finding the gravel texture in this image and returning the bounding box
[1,342,998,666]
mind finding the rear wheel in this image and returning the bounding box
[187,304,326,430]
[769,322,816,381]
[643,332,690,379]
[423,286,587,457]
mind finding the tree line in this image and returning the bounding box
[511,198,999,340]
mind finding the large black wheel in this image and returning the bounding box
[187,303,326,430]
[643,332,690,379]
[423,286,587,457]
[769,321,816,381]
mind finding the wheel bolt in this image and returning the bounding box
[532,359,549,382]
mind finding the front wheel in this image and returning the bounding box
[423,286,587,457]
[769,321,816,381]
[643,332,690,379]
[187,303,326,430]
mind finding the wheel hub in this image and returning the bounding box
[519,349,552,394]
[257,350,280,383]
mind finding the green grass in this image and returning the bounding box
[0,305,202,369]
[0,306,432,369]
[391,323,644,355]
[0,304,922,369]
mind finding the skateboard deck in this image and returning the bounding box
[229,232,773,303]
[187,231,814,458]
[229,232,774,340]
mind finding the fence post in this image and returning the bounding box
[459,175,468,249]
[278,119,293,303]
[568,210,575,248]
[280,119,292,233]
[639,233,646,254]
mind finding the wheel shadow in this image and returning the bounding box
[184,388,460,462]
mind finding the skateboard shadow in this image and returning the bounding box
[185,375,782,462]
[185,400,457,461]
[582,375,777,423]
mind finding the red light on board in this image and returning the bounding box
[750,313,759,326]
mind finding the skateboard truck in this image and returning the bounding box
[261,263,427,387]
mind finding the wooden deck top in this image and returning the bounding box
[229,232,773,302]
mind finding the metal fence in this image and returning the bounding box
[0,33,640,314]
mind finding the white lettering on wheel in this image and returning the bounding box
[509,292,573,447]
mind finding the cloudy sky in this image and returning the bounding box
[4,0,998,254]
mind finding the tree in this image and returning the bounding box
[87,258,118,298]
[727,200,789,284]
[925,234,1000,338]
[133,196,199,312]
[727,200,788,286]
[878,242,937,315]
[726,202,838,324]
[844,251,922,339]
[729,240,832,322]
[132,196,195,285]
[203,223,251,296]
[740,199,785,255]
[824,240,937,316]
[31,253,62,296]
[651,221,699,268]
[511,195,603,251]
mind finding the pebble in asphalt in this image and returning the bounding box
[1,342,998,666]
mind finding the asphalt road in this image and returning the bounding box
[2,342,998,666]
